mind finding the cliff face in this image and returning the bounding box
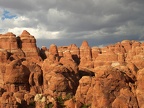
[0,30,143,108]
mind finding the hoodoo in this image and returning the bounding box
[0,31,143,108]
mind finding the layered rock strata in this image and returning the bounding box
[0,31,143,108]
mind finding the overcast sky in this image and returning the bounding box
[0,0,144,47]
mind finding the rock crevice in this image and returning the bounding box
[0,31,143,108]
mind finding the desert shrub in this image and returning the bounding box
[56,93,74,108]
[45,102,54,108]
[81,104,91,108]
[29,101,35,107]
[64,93,73,101]
[56,96,66,108]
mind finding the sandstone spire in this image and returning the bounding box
[19,30,40,62]
[0,32,18,52]
[49,44,59,56]
[21,30,30,36]
[80,40,89,48]
[79,40,93,68]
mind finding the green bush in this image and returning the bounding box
[64,93,73,101]
[45,102,54,108]
[29,101,35,107]
[56,96,66,108]
[81,104,91,108]
[56,93,74,108]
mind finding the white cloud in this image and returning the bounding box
[7,27,60,39]
[0,0,144,46]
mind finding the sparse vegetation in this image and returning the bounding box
[45,102,54,108]
[64,93,73,100]
[56,96,66,108]
[29,101,35,107]
[55,93,74,108]
[81,104,91,108]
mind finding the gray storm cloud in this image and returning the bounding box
[0,0,144,47]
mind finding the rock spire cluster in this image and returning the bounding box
[0,31,143,108]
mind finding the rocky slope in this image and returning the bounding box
[0,30,143,108]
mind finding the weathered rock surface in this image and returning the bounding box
[0,32,18,51]
[0,32,25,59]
[79,41,93,68]
[19,30,41,63]
[75,66,138,108]
[0,31,143,108]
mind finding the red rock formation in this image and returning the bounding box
[121,40,132,52]
[42,63,79,98]
[91,46,100,60]
[19,30,41,62]
[60,50,79,75]
[4,60,29,84]
[48,44,59,62]
[112,88,138,108]
[40,46,47,60]
[76,66,138,108]
[49,44,59,56]
[80,40,92,60]
[0,32,25,59]
[4,60,30,92]
[132,40,141,49]
[75,76,93,104]
[58,46,68,57]
[94,47,118,67]
[68,44,80,64]
[0,31,144,108]
[79,41,93,68]
[0,32,18,51]
[136,68,144,108]
[0,50,8,63]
